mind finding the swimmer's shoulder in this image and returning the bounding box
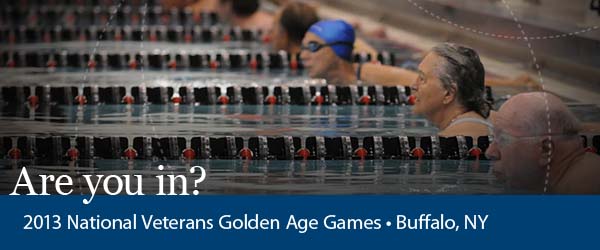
[440,113,493,138]
[439,123,491,138]
[558,153,600,194]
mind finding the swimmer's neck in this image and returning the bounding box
[548,139,587,190]
[431,103,471,131]
[327,61,357,85]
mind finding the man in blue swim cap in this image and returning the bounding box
[300,19,358,85]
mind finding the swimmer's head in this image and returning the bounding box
[271,2,320,53]
[300,20,355,79]
[485,92,582,192]
[305,20,355,61]
[411,43,489,118]
[218,0,260,20]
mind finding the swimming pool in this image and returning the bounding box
[0,82,506,195]
[2,1,598,197]
[1,67,598,195]
[1,104,436,136]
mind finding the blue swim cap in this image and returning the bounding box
[307,19,355,61]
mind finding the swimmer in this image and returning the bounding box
[271,2,378,57]
[486,92,600,194]
[411,43,493,138]
[270,1,320,54]
[300,19,357,85]
[300,20,541,90]
[216,0,274,31]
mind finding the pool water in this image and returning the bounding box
[0,101,507,195]
[0,105,437,137]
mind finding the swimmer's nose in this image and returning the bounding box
[410,82,418,93]
[300,49,310,62]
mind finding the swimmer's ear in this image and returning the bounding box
[537,138,554,167]
[442,83,458,105]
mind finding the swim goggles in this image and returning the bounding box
[300,41,353,53]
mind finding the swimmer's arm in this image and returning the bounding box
[354,63,417,87]
[187,0,219,13]
[484,74,543,90]
[484,78,512,87]
[354,38,379,60]
[582,123,600,133]
[356,63,542,90]
[353,38,416,86]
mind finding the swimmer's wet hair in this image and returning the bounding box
[221,0,260,17]
[279,2,320,44]
[431,43,491,118]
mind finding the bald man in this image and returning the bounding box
[486,92,600,194]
